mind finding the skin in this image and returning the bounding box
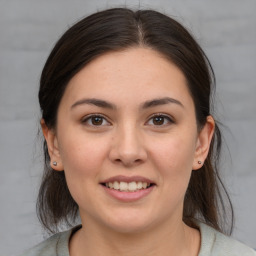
[42,47,214,256]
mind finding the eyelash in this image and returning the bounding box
[81,113,174,127]
[81,114,110,127]
[147,113,174,126]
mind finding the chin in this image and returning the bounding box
[101,210,157,234]
[107,221,152,234]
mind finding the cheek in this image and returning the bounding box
[57,135,110,207]
[59,133,109,173]
[149,131,197,195]
[57,134,110,195]
[151,133,196,171]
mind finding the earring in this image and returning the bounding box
[198,161,202,165]
[53,161,57,166]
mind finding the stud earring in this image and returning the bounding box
[53,161,57,166]
[198,161,202,164]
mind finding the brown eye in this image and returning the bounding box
[91,116,103,125]
[152,116,165,125]
[82,115,110,126]
[147,114,174,126]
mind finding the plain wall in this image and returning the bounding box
[0,0,255,255]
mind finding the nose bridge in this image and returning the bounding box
[120,122,140,151]
[109,121,147,166]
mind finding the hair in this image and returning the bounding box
[37,7,233,234]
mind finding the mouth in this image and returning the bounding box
[100,175,156,193]
[100,176,155,202]
[101,181,154,192]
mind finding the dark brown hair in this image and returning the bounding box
[37,8,233,234]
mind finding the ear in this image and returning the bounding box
[41,119,64,171]
[193,116,215,170]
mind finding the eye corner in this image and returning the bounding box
[146,113,175,127]
[81,114,112,127]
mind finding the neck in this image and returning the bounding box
[69,217,200,256]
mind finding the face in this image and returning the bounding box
[43,48,214,234]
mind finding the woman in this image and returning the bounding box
[21,8,255,256]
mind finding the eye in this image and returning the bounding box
[147,114,174,126]
[82,114,110,126]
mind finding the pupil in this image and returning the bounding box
[92,117,103,125]
[153,116,164,125]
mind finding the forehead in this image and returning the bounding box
[60,47,193,109]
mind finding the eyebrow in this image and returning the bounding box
[141,97,184,109]
[71,98,116,110]
[71,97,184,110]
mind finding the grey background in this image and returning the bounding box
[0,0,255,255]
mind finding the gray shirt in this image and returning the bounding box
[20,222,256,256]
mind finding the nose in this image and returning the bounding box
[108,124,147,167]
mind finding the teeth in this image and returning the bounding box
[113,181,120,190]
[120,182,128,191]
[105,181,151,192]
[137,182,142,189]
[128,181,137,191]
[142,182,147,189]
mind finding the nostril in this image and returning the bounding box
[113,158,143,167]
[108,139,147,165]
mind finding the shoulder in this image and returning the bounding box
[198,222,256,256]
[19,226,81,256]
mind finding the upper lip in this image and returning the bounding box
[101,175,155,184]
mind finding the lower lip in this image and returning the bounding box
[101,185,155,202]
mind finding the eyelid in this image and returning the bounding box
[81,114,111,126]
[146,113,175,126]
[81,113,174,127]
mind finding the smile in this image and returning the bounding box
[105,181,151,192]
[100,175,155,201]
